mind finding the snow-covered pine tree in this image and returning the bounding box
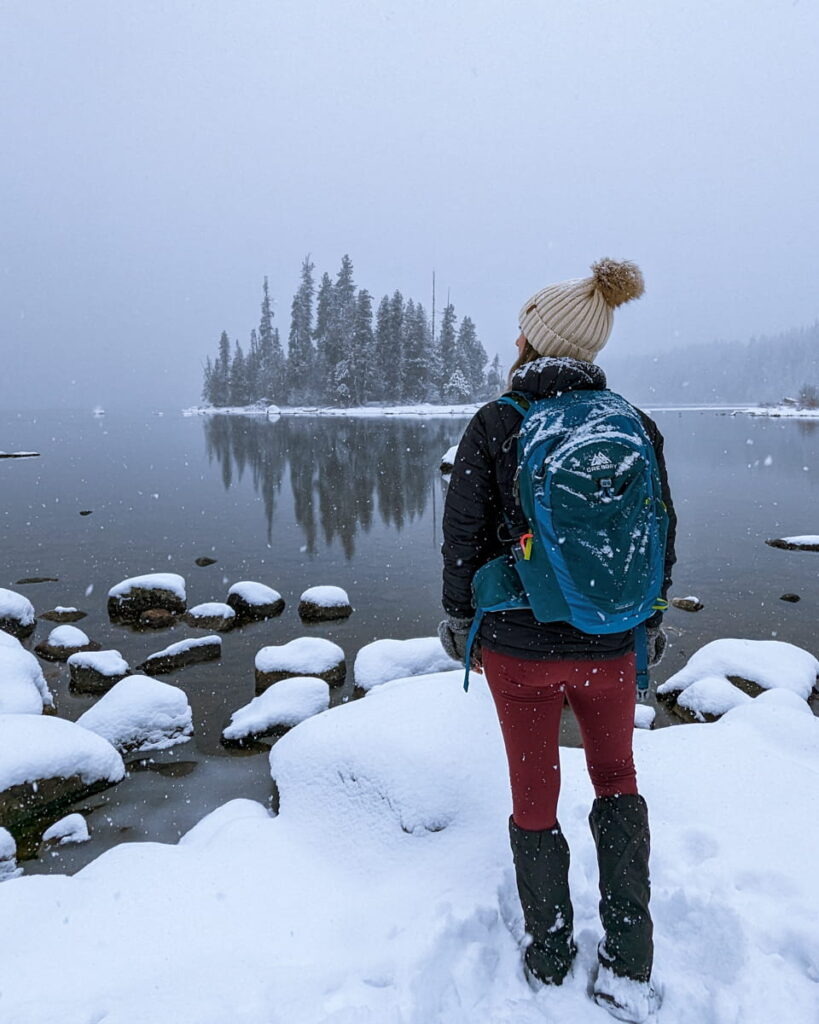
[435,302,457,400]
[201,356,215,405]
[288,255,315,404]
[230,341,250,406]
[455,316,487,400]
[313,271,334,402]
[383,290,405,402]
[245,328,260,402]
[443,367,471,404]
[349,288,375,406]
[212,330,231,406]
[257,277,285,402]
[326,255,357,406]
[485,353,504,397]
[401,300,433,403]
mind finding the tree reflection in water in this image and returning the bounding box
[203,415,461,557]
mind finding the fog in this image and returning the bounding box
[1,0,817,410]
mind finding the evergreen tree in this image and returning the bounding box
[349,288,375,405]
[326,255,357,405]
[245,328,260,402]
[257,277,285,402]
[485,353,504,397]
[371,295,392,403]
[288,254,315,403]
[401,300,433,402]
[201,357,215,404]
[443,367,471,403]
[313,271,334,401]
[383,290,405,401]
[230,341,250,406]
[435,303,458,399]
[211,330,231,406]
[455,316,487,399]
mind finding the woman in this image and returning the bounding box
[439,259,676,1024]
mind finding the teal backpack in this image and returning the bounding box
[463,389,669,696]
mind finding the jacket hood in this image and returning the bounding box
[509,356,606,397]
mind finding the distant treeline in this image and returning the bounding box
[603,322,819,405]
[201,255,504,407]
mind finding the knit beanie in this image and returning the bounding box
[519,258,645,363]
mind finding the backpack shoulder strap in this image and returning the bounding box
[497,391,533,418]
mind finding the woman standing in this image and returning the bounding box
[439,260,676,1023]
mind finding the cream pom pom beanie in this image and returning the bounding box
[519,258,645,363]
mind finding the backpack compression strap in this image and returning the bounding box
[634,622,650,700]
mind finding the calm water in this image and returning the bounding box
[2,408,818,874]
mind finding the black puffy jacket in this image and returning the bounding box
[441,357,677,660]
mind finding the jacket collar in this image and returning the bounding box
[509,356,606,397]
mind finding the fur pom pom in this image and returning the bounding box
[591,259,645,308]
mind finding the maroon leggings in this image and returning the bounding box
[483,649,639,831]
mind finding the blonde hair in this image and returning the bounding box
[507,340,541,387]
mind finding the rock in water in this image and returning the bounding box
[440,445,458,473]
[0,716,124,831]
[671,596,704,612]
[41,813,90,847]
[195,556,217,567]
[138,608,178,629]
[76,675,193,753]
[0,588,36,639]
[298,586,352,623]
[255,638,345,693]
[221,676,330,747]
[137,635,221,675]
[67,649,130,695]
[353,636,460,696]
[226,581,285,622]
[183,602,236,631]
[35,625,101,662]
[0,828,22,881]
[0,631,54,714]
[40,607,87,623]
[780,593,801,603]
[766,536,819,552]
[107,573,187,623]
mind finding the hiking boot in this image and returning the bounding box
[509,817,576,985]
[589,794,653,983]
[593,963,660,1022]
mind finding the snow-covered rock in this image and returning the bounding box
[67,649,130,694]
[76,675,193,754]
[0,588,36,639]
[137,635,221,675]
[658,638,819,721]
[255,637,345,691]
[41,813,90,847]
[138,608,178,629]
[670,595,704,612]
[35,625,100,662]
[0,673,818,1022]
[353,636,460,694]
[0,714,124,829]
[634,704,656,729]
[766,535,819,552]
[226,580,284,621]
[440,444,458,473]
[183,602,236,631]
[221,677,330,747]
[0,631,54,714]
[40,606,87,623]
[0,827,22,881]
[298,585,352,622]
[107,572,187,622]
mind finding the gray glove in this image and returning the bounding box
[646,625,667,667]
[438,616,481,668]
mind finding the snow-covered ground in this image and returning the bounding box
[0,630,54,714]
[737,404,819,418]
[353,636,460,693]
[0,669,817,1023]
[183,402,482,418]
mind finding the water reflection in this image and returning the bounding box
[203,415,461,556]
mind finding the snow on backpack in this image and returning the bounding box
[463,389,669,696]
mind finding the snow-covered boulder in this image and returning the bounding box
[107,572,187,622]
[0,588,36,639]
[226,581,284,622]
[353,636,460,695]
[298,585,352,622]
[40,606,87,623]
[67,649,130,694]
[0,714,124,830]
[34,625,100,662]
[221,677,330,747]
[670,595,704,612]
[0,631,54,714]
[440,444,458,473]
[137,635,221,675]
[183,602,236,631]
[41,812,90,847]
[255,638,345,692]
[658,638,819,721]
[766,535,819,552]
[0,827,21,881]
[634,704,656,730]
[76,675,193,754]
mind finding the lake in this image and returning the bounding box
[2,407,818,875]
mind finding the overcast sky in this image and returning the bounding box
[1,0,817,410]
